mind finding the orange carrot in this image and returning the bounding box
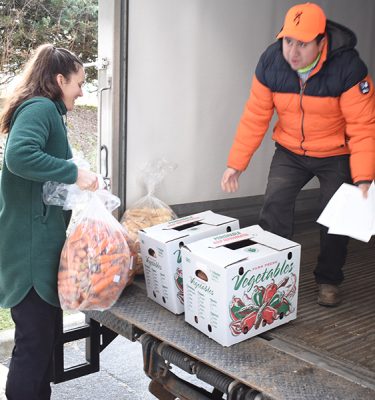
[68,224,84,242]
[95,253,124,264]
[91,274,117,294]
[91,265,121,286]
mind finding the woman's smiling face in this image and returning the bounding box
[57,66,85,111]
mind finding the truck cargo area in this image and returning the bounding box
[73,194,375,400]
[78,1,375,398]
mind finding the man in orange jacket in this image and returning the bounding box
[221,3,375,306]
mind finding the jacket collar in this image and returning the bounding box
[307,37,328,80]
[55,99,67,116]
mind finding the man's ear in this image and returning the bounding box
[318,37,326,52]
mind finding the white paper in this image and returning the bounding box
[317,182,375,242]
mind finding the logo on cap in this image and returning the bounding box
[359,81,370,94]
[276,3,326,42]
[293,11,303,26]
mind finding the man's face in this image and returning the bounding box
[282,36,325,71]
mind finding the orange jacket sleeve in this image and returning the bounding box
[227,76,274,171]
[340,75,375,183]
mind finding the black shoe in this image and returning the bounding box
[317,284,341,307]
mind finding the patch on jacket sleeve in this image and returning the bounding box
[359,80,370,94]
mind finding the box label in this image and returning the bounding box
[210,230,251,248]
[232,259,294,293]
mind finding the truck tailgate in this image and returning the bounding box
[86,228,375,400]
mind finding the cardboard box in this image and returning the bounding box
[138,210,240,314]
[181,225,301,346]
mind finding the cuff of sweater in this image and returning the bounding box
[354,180,373,186]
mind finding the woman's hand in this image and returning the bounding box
[76,169,99,191]
[221,168,242,193]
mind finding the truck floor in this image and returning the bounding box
[264,226,375,394]
[87,216,375,399]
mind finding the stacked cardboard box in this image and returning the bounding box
[139,211,239,314]
[181,225,301,346]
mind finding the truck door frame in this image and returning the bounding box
[97,0,128,216]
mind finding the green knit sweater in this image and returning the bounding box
[0,97,78,308]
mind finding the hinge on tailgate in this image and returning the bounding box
[52,311,118,383]
[140,333,269,400]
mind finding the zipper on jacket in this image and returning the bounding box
[299,81,307,155]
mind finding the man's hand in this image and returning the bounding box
[221,168,242,193]
[358,182,371,198]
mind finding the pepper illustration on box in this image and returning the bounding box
[229,274,297,335]
[173,249,184,304]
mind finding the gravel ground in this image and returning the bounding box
[0,105,98,171]
[66,106,98,170]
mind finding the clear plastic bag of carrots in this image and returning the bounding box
[58,190,131,311]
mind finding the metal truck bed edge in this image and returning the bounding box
[86,230,375,400]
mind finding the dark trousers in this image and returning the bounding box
[5,288,61,400]
[259,145,352,285]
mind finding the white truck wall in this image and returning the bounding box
[121,0,375,206]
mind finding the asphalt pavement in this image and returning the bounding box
[0,313,157,400]
[0,312,216,399]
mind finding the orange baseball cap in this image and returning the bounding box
[276,2,326,42]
